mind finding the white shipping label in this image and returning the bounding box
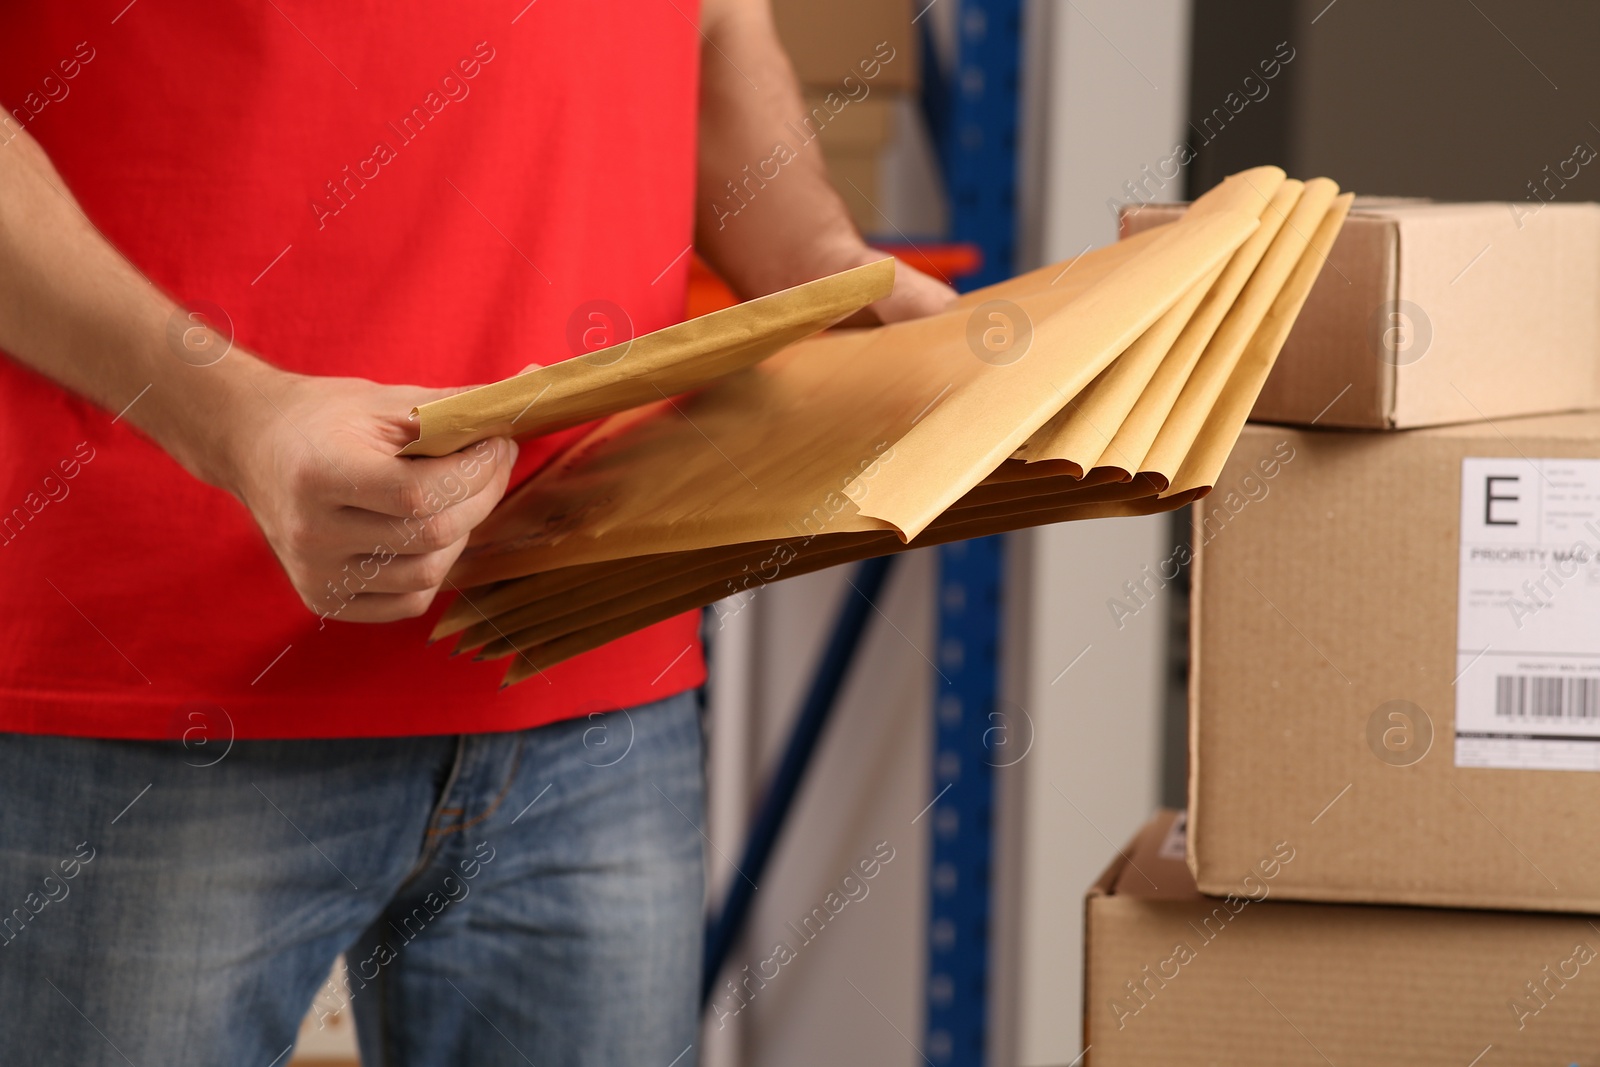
[1457,457,1600,771]
[1157,811,1187,861]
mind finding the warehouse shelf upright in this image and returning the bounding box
[918,1,1024,1063]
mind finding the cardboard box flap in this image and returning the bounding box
[1103,809,1207,902]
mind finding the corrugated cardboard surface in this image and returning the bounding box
[1085,810,1600,1066]
[1125,200,1600,428]
[772,0,918,91]
[1192,416,1600,912]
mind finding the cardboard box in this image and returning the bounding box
[773,0,919,92]
[1123,199,1600,428]
[1085,810,1600,1065]
[1191,414,1600,912]
[803,92,894,152]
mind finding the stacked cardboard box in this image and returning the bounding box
[772,0,918,233]
[1085,200,1600,1062]
[1085,810,1600,1064]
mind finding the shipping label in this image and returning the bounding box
[1457,457,1600,771]
[1157,811,1188,860]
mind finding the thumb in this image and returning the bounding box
[874,262,959,324]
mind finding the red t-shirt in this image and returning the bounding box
[0,1,706,739]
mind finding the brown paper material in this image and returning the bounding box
[399,258,895,457]
[1142,180,1340,482]
[847,208,1258,540]
[457,472,1169,657]
[492,486,1211,682]
[469,470,1175,659]
[1029,175,1300,477]
[452,203,1263,585]
[413,168,1349,685]
[1168,192,1354,495]
[1011,269,1218,477]
[1113,181,1312,483]
[438,459,1131,645]
[1085,811,1600,1065]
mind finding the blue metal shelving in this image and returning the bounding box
[922,537,1005,1064]
[921,2,1024,1061]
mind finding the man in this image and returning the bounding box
[0,1,955,1063]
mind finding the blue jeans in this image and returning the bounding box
[0,691,705,1066]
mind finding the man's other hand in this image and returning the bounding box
[831,247,960,327]
[224,366,517,624]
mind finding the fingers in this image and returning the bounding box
[325,459,513,558]
[241,371,527,626]
[319,589,442,625]
[308,533,472,623]
[836,259,960,327]
[348,536,470,596]
[873,262,959,324]
[340,437,517,519]
[288,438,517,623]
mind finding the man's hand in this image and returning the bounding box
[822,246,959,327]
[0,124,518,626]
[222,364,517,624]
[867,259,961,324]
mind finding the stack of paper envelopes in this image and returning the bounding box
[401,167,1351,685]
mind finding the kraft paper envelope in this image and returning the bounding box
[1082,178,1309,480]
[490,487,1211,681]
[434,459,1134,642]
[486,481,1209,676]
[437,463,1105,643]
[450,198,1262,584]
[451,470,1167,655]
[843,209,1258,540]
[486,194,1352,667]
[454,170,1286,590]
[463,236,1341,675]
[438,226,1182,600]
[472,379,1315,673]
[489,183,1350,662]
[1167,192,1354,495]
[399,257,895,457]
[1011,269,1219,477]
[418,168,1350,684]
[1018,168,1294,474]
[1140,179,1339,482]
[457,464,1177,660]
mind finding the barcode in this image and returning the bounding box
[1495,676,1600,720]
